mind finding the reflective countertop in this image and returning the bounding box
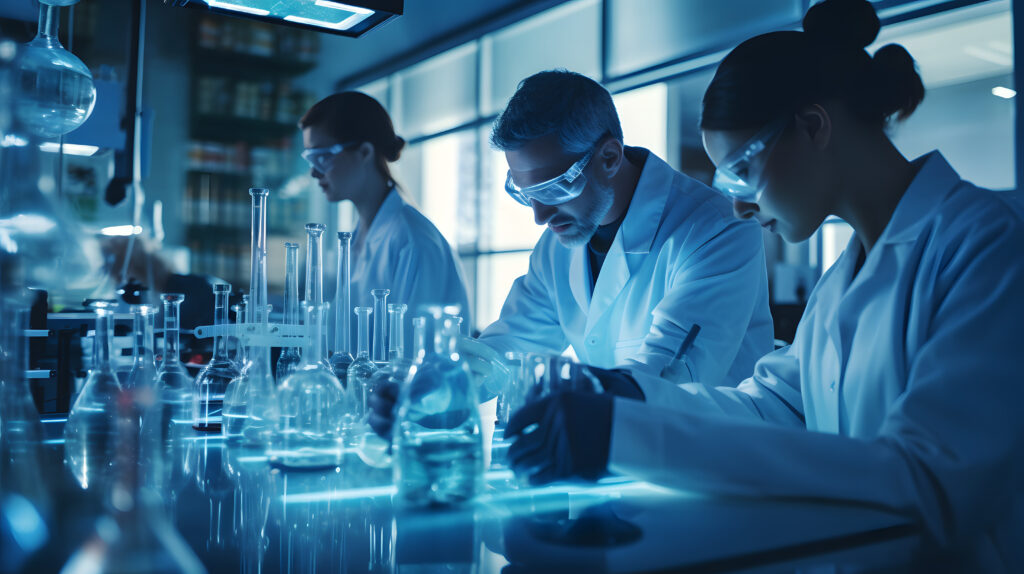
[18,418,926,573]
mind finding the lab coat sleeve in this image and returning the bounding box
[610,213,1024,548]
[478,245,569,357]
[624,215,770,386]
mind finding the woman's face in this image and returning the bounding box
[302,124,372,204]
[702,114,833,243]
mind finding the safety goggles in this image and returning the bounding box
[711,118,789,204]
[504,148,595,207]
[301,142,356,173]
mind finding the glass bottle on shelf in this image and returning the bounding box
[62,389,206,574]
[329,232,354,387]
[237,304,278,447]
[393,307,483,507]
[271,303,347,470]
[304,223,330,368]
[371,288,390,366]
[140,293,192,497]
[346,306,377,422]
[193,283,240,433]
[275,242,301,381]
[64,299,121,491]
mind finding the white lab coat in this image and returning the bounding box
[480,148,774,386]
[350,188,471,335]
[610,152,1024,569]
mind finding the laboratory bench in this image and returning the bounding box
[17,416,931,574]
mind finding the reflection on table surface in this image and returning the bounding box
[22,421,924,573]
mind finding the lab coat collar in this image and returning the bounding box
[353,186,402,248]
[618,147,673,255]
[877,151,959,246]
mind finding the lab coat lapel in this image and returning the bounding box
[584,238,629,334]
[568,245,591,312]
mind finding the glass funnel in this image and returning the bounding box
[193,283,240,433]
[14,0,96,138]
[275,242,301,381]
[347,306,378,424]
[140,293,192,498]
[393,307,483,507]
[61,389,206,574]
[271,302,348,470]
[64,299,121,491]
[329,232,354,386]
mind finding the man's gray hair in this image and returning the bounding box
[490,70,623,154]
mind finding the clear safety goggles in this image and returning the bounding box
[301,142,356,173]
[711,118,789,204]
[504,148,595,207]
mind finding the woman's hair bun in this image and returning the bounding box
[803,0,880,50]
[383,135,405,162]
[871,43,925,121]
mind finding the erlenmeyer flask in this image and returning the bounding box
[61,389,206,574]
[394,307,483,507]
[329,232,354,386]
[14,0,96,138]
[271,302,347,470]
[236,304,278,448]
[275,242,301,381]
[64,299,121,491]
[194,283,240,433]
[347,306,377,422]
[140,293,192,498]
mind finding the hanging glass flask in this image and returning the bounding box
[14,0,96,138]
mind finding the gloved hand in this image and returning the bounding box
[506,390,614,485]
[368,381,400,439]
[582,366,644,401]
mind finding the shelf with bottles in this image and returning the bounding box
[193,75,317,133]
[183,171,310,233]
[186,138,295,178]
[194,13,320,72]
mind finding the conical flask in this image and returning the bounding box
[271,302,347,470]
[61,388,207,574]
[64,299,121,491]
[193,283,240,433]
[394,306,483,507]
[14,0,96,138]
[328,232,354,386]
[275,242,301,381]
[140,293,192,500]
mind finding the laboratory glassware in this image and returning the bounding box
[64,299,121,491]
[194,283,240,433]
[271,302,347,470]
[359,303,409,468]
[237,304,279,447]
[393,307,484,507]
[14,0,96,138]
[275,242,301,381]
[346,306,378,422]
[228,300,245,367]
[140,293,192,496]
[304,223,330,367]
[125,304,159,392]
[62,389,206,574]
[329,232,354,386]
[371,288,390,364]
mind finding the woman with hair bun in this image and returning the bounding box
[299,92,471,331]
[504,0,1024,565]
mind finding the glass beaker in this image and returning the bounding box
[64,299,121,491]
[275,242,301,381]
[194,283,240,433]
[271,302,347,470]
[14,0,96,138]
[393,307,483,507]
[329,232,354,386]
[347,306,378,422]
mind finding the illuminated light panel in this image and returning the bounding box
[283,12,372,31]
[316,0,371,13]
[100,225,143,237]
[39,142,99,156]
[206,1,270,16]
[992,86,1017,99]
[2,134,28,147]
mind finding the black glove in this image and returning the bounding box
[368,381,400,439]
[506,390,614,485]
[583,366,644,401]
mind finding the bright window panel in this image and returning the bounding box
[480,0,601,116]
[478,126,546,251]
[613,82,668,161]
[393,43,478,139]
[475,251,533,330]
[418,130,479,249]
